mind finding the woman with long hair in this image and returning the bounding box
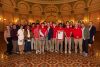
[4,25,13,55]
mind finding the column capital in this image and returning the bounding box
[14,8,19,12]
[42,12,45,15]
[58,12,61,15]
[0,3,3,8]
[29,11,32,14]
[71,10,74,14]
[84,7,89,11]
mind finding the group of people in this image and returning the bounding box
[4,21,96,57]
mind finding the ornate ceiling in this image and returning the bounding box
[0,0,100,13]
[0,0,100,21]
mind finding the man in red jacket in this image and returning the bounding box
[34,23,41,54]
[40,23,47,54]
[31,23,35,50]
[64,22,72,54]
[52,23,58,52]
[57,23,64,53]
[73,23,82,54]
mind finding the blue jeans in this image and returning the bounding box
[24,40,31,52]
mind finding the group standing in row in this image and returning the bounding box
[4,21,96,56]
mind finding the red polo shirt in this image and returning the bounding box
[57,27,64,40]
[41,27,47,37]
[64,27,72,37]
[73,27,82,39]
[31,27,35,35]
[52,26,58,38]
[34,27,40,39]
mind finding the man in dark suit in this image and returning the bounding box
[82,23,90,56]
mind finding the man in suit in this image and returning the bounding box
[82,23,90,56]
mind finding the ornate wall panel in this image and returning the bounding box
[89,0,100,12]
[2,0,14,12]
[18,2,29,14]
[44,5,59,22]
[32,4,43,21]
[74,1,85,14]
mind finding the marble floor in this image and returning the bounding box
[0,32,100,67]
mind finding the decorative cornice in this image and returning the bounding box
[24,0,78,4]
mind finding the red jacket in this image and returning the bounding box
[57,27,64,40]
[64,27,72,37]
[73,27,82,39]
[52,26,58,38]
[41,27,47,37]
[31,27,35,35]
[34,27,40,39]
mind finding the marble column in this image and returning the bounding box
[13,8,20,24]
[84,7,89,23]
[28,10,34,24]
[70,10,75,23]
[0,3,4,32]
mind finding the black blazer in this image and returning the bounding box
[48,27,53,40]
[89,26,96,39]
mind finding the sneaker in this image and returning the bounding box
[69,51,71,54]
[65,51,67,54]
[55,51,58,52]
[36,51,38,54]
[61,51,63,53]
[80,51,82,54]
[75,51,77,53]
[84,53,88,57]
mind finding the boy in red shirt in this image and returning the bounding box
[57,23,64,53]
[31,23,35,50]
[52,23,58,52]
[64,22,72,54]
[34,23,41,54]
[39,23,47,54]
[73,23,82,54]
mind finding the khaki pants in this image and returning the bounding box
[57,40,63,52]
[51,38,56,52]
[65,37,71,52]
[48,40,52,52]
[40,40,45,53]
[45,38,49,51]
[19,45,24,54]
[74,38,82,53]
[12,40,18,53]
[31,38,36,50]
[35,38,41,52]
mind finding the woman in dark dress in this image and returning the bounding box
[4,25,13,55]
[88,22,96,55]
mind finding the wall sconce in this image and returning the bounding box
[0,17,3,22]
[4,19,6,21]
[0,18,1,21]
[97,17,100,20]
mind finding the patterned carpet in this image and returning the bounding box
[0,52,100,67]
[0,32,100,67]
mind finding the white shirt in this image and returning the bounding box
[27,29,30,38]
[18,29,24,40]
